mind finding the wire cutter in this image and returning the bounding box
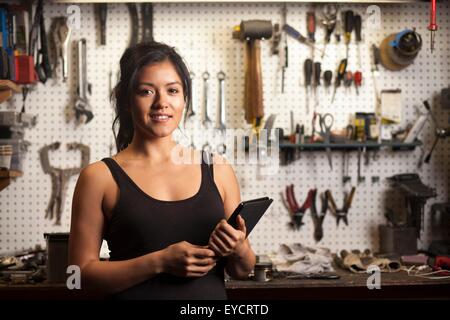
[284,185,316,230]
[326,187,356,226]
[311,191,328,242]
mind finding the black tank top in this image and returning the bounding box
[101,151,227,300]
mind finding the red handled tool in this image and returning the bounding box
[354,71,362,95]
[428,0,438,53]
[285,185,315,230]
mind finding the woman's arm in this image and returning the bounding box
[209,155,256,279]
[69,162,216,294]
[69,162,164,294]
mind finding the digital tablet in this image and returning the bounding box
[227,197,273,237]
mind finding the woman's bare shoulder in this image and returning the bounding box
[77,160,114,189]
[211,153,238,187]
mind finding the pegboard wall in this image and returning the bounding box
[0,2,449,256]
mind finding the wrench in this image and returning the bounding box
[357,147,365,184]
[186,71,196,118]
[55,18,71,82]
[74,39,94,124]
[343,151,351,184]
[201,71,211,126]
[216,71,226,131]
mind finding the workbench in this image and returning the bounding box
[226,268,450,300]
[0,268,449,300]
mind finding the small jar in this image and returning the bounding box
[254,262,273,282]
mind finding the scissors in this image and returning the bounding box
[318,113,334,169]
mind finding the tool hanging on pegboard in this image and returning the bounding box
[270,5,288,94]
[311,190,328,243]
[379,29,422,71]
[234,20,273,130]
[427,0,438,53]
[40,142,90,226]
[95,3,107,46]
[283,185,311,229]
[326,187,356,227]
[127,3,153,47]
[422,100,450,163]
[320,4,337,58]
[73,39,94,125]
[51,17,72,82]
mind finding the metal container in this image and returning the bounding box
[0,139,30,172]
[254,261,273,282]
[44,233,69,283]
[379,225,417,256]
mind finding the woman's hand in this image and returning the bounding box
[161,241,217,277]
[209,215,247,257]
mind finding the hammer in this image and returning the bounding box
[237,20,272,128]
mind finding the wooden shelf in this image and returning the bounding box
[0,80,22,104]
[0,170,23,192]
[279,140,422,152]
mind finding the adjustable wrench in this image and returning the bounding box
[74,39,94,124]
[215,71,226,131]
[201,71,211,126]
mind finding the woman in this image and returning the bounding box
[68,42,256,299]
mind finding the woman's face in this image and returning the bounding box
[131,60,185,139]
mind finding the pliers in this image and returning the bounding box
[284,185,315,230]
[326,187,356,226]
[311,191,328,242]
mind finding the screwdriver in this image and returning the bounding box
[307,11,316,57]
[324,70,333,93]
[354,71,362,95]
[313,62,321,112]
[283,24,325,56]
[353,13,362,96]
[344,71,353,90]
[304,59,313,113]
[354,14,362,68]
[428,0,438,53]
[335,8,342,43]
[344,10,354,59]
[331,58,347,103]
[307,12,316,43]
[313,62,321,87]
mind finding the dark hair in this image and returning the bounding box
[112,42,192,152]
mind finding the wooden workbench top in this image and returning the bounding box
[1,268,449,299]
